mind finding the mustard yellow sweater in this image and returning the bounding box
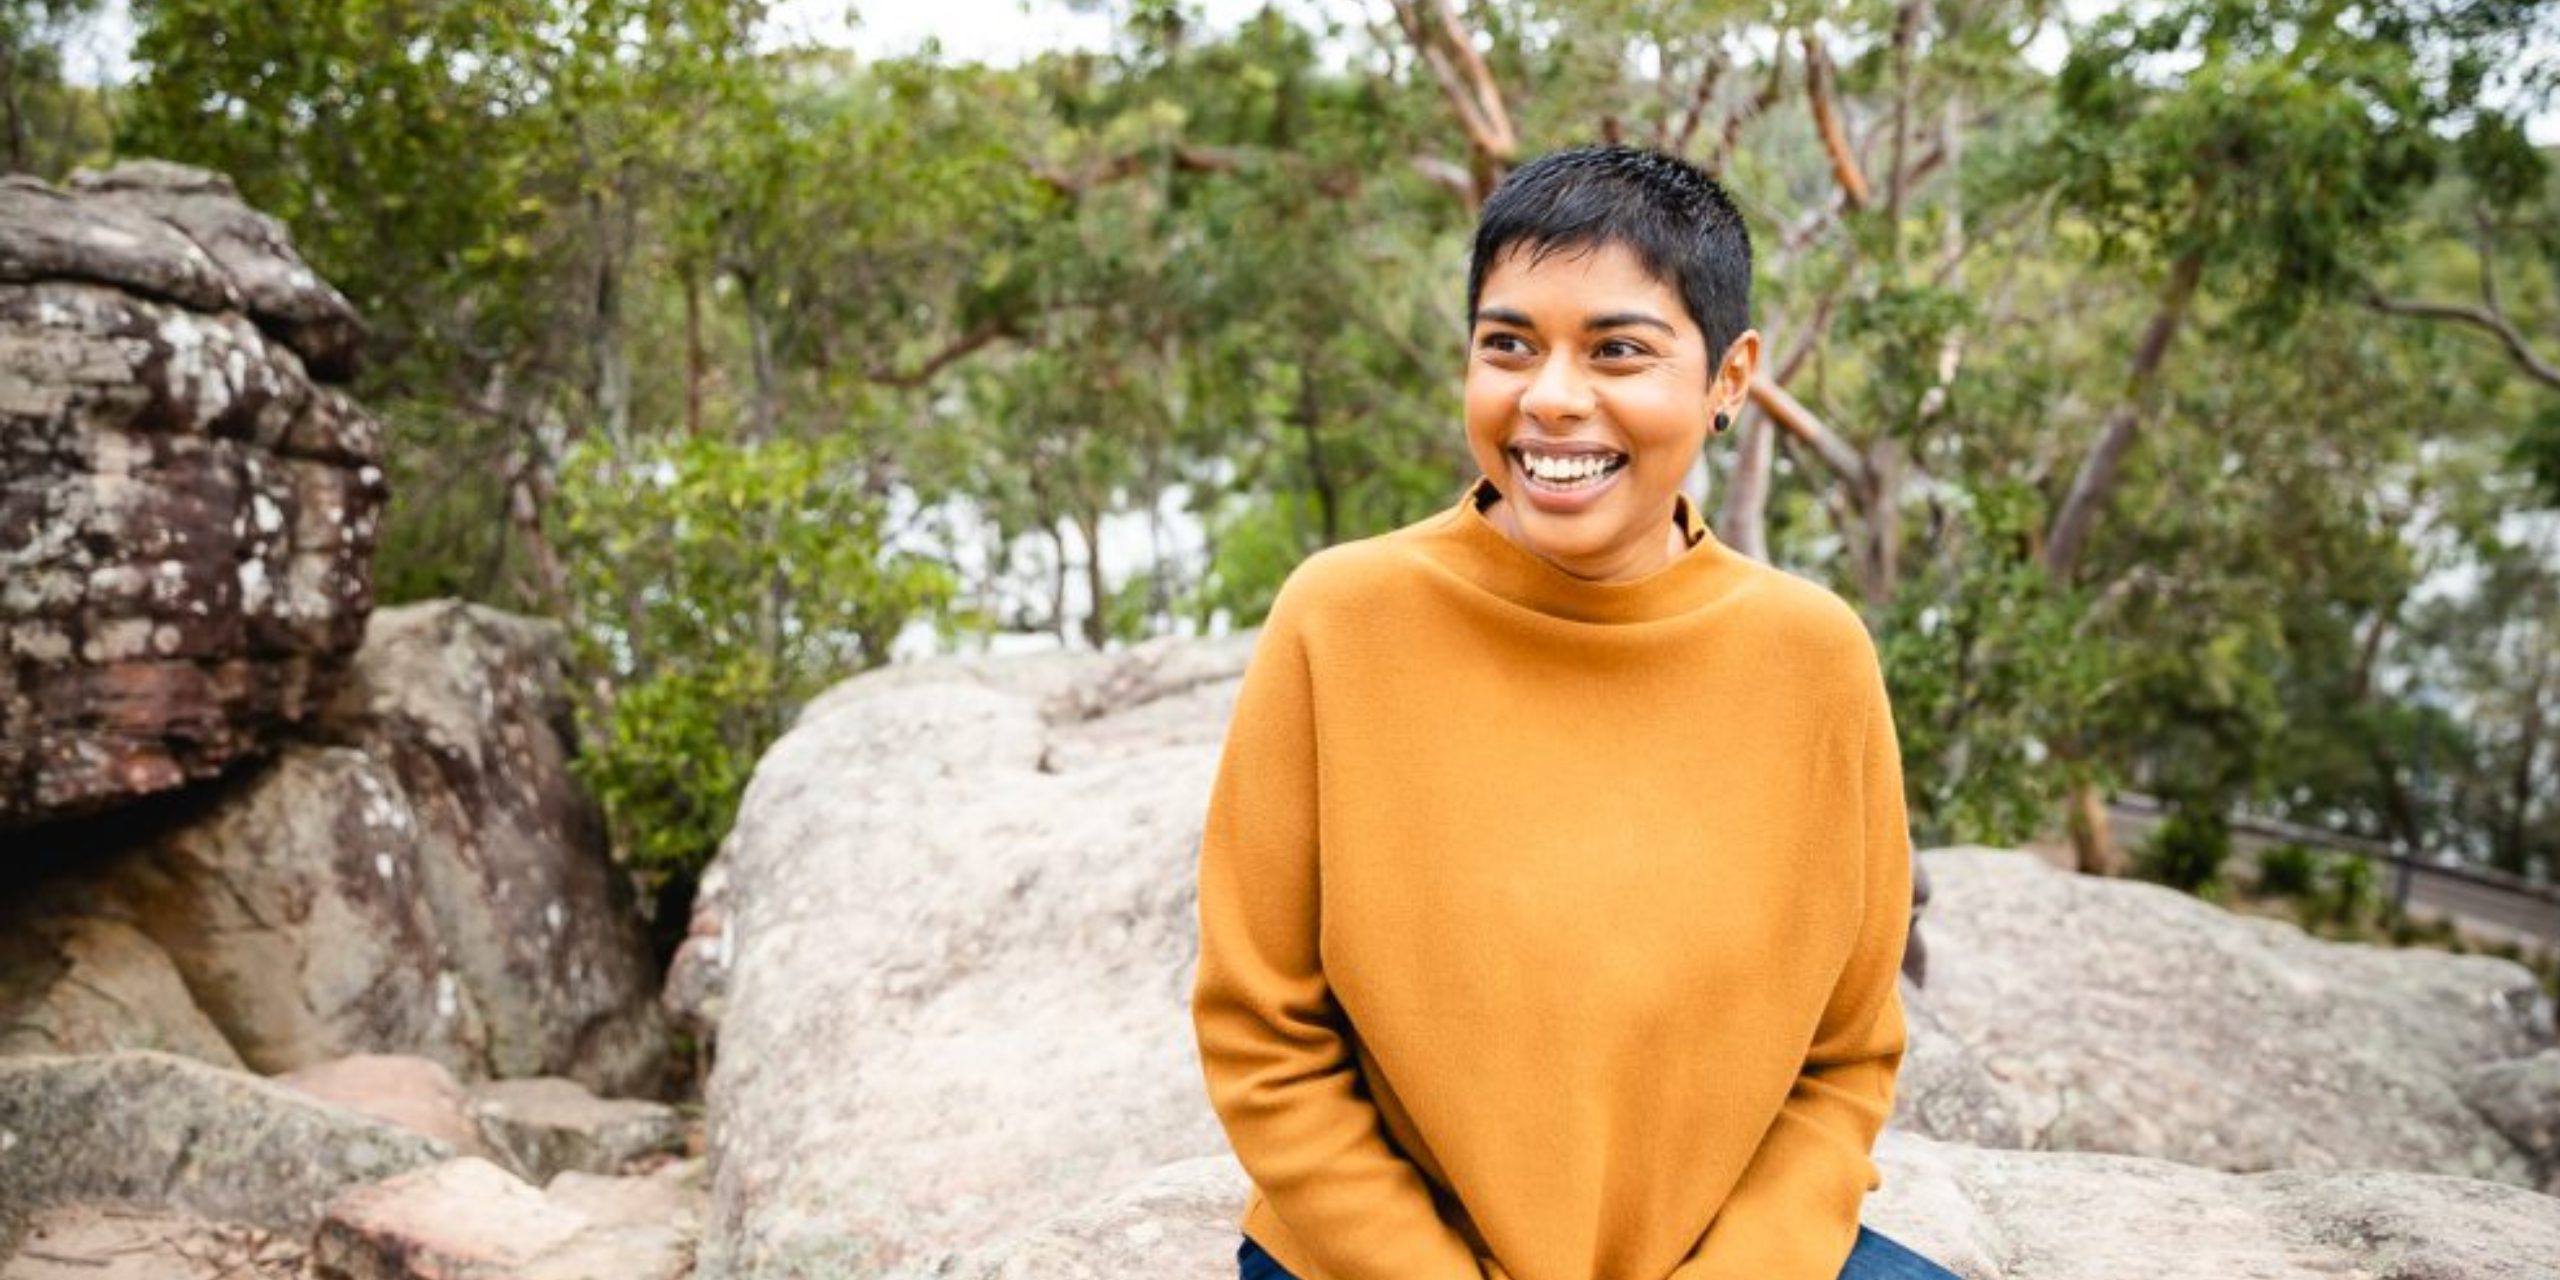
[1190,474,1913,1280]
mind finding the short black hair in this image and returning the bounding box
[1467,144,1753,368]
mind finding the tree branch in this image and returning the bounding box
[864,319,1015,389]
[1750,374,1868,489]
[1389,0,1518,204]
[2361,275,2560,393]
[1803,31,1869,211]
[1031,145,1247,198]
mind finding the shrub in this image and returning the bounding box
[2252,841,2321,898]
[2136,802,2231,897]
[558,432,956,896]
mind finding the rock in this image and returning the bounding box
[0,174,240,313]
[1891,981,2022,1150]
[1916,846,2552,1184]
[664,853,732,1043]
[90,744,490,1078]
[698,642,1248,1278]
[546,1157,708,1235]
[697,638,2560,1277]
[29,602,667,1092]
[278,1054,505,1167]
[0,1050,447,1231]
[66,161,364,379]
[309,601,667,1094]
[0,162,384,827]
[939,1154,1254,1280]
[2458,1047,2560,1194]
[0,1205,305,1279]
[944,1131,2560,1280]
[469,1076,685,1181]
[308,1156,696,1280]
[0,914,241,1067]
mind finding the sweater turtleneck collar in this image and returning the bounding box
[1421,473,1753,625]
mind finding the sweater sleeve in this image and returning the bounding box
[1190,581,1489,1280]
[1669,649,1913,1280]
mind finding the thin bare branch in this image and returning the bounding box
[864,319,1015,389]
[2365,288,2560,391]
[1803,31,1870,210]
[1750,374,1869,488]
[1389,0,1518,202]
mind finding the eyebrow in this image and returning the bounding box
[1472,306,1676,337]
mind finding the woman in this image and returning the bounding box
[1190,144,1960,1280]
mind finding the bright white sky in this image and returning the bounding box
[58,0,1339,83]
[769,0,1312,63]
[55,0,2557,142]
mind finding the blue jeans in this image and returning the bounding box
[1238,1226,1960,1279]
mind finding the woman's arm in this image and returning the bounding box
[1190,577,1489,1280]
[1668,642,1914,1280]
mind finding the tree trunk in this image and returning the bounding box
[683,259,706,437]
[2066,774,2123,877]
[2043,247,2206,580]
[587,174,634,449]
[1295,358,1340,546]
[1860,436,1901,608]
[1715,405,1775,561]
[2,41,26,175]
[1048,523,1072,648]
[2500,642,2550,876]
[738,265,781,442]
[1076,506,1108,650]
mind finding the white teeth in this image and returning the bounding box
[1519,450,1624,484]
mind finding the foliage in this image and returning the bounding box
[57,0,2554,906]
[1,0,113,177]
[2311,851,2380,930]
[1873,477,2099,849]
[556,432,954,886]
[2134,801,2232,899]
[2252,842,2319,898]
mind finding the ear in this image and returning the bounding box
[1710,329,1763,417]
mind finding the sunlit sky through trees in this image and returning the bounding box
[51,0,2560,143]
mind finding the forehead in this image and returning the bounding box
[1476,240,1691,327]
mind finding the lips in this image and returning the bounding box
[1509,439,1627,461]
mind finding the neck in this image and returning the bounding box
[1485,494,1687,584]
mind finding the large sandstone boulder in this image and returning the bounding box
[303,600,667,1090]
[0,914,241,1067]
[0,1051,447,1231]
[0,602,669,1095]
[1918,846,2551,1183]
[945,1130,2560,1280]
[696,637,2558,1278]
[0,162,382,827]
[700,637,1251,1278]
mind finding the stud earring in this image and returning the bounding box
[1712,410,1730,434]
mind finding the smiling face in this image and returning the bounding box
[1465,239,1760,582]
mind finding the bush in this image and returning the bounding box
[558,433,956,895]
[2136,803,2231,898]
[2320,853,2378,929]
[2252,841,2321,897]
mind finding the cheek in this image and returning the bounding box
[1462,371,1513,428]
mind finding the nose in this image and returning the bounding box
[1520,349,1594,425]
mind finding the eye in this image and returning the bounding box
[1476,332,1532,357]
[1594,337,1652,361]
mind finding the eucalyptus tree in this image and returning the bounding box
[121,0,770,608]
[2001,0,2554,871]
[0,0,109,175]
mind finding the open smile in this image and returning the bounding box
[1508,445,1630,510]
